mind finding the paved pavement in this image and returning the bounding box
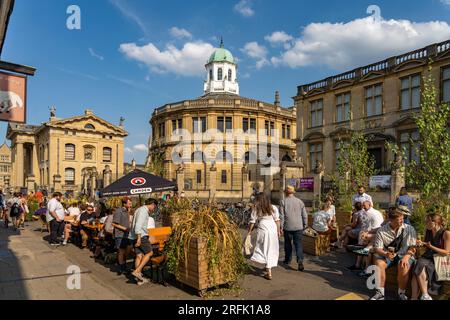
[0,221,371,300]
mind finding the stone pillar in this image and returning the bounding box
[103,165,112,187]
[176,164,185,193]
[279,164,287,202]
[31,144,39,182]
[15,142,24,188]
[313,161,325,208]
[90,171,97,199]
[26,174,36,192]
[209,164,217,202]
[390,155,405,204]
[242,164,250,201]
[53,174,62,192]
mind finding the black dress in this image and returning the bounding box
[413,228,446,296]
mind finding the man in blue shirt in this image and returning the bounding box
[130,198,158,285]
[396,187,413,224]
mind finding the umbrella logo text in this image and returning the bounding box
[131,177,146,186]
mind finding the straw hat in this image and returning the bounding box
[396,205,411,216]
[286,185,295,194]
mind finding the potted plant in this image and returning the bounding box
[165,201,246,296]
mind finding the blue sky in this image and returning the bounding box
[1,0,450,163]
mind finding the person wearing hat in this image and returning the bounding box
[279,185,308,271]
[396,205,412,225]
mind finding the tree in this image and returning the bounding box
[337,130,377,191]
[146,149,166,177]
[388,66,450,204]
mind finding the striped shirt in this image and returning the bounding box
[374,223,417,257]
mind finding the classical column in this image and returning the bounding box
[241,164,250,201]
[90,169,98,199]
[279,163,287,202]
[15,142,24,188]
[31,143,39,183]
[103,165,112,187]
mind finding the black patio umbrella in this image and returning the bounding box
[100,169,176,197]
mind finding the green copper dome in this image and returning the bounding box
[208,40,235,64]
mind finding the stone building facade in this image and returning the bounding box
[0,143,11,190]
[147,44,300,202]
[294,40,450,178]
[6,109,128,196]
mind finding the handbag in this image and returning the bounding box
[244,234,253,256]
[433,254,450,281]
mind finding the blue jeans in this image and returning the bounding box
[284,230,304,263]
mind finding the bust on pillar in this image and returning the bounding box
[176,162,185,193]
[313,160,325,204]
[209,161,217,201]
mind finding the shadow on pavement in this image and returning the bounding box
[0,224,30,300]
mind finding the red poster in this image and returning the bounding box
[0,71,27,123]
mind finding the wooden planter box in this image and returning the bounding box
[302,234,330,256]
[175,237,232,296]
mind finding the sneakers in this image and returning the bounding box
[398,292,408,301]
[50,242,60,246]
[62,241,67,246]
[132,271,145,282]
[357,270,371,278]
[137,278,149,286]
[354,248,370,256]
[370,290,385,300]
[298,261,305,272]
[420,294,433,300]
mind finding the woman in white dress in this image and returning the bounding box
[247,193,281,280]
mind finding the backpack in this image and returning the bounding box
[10,202,22,217]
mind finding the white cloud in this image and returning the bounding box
[109,0,148,35]
[264,31,293,45]
[88,48,104,61]
[124,147,133,154]
[241,42,269,69]
[170,27,192,39]
[271,17,450,71]
[119,41,215,77]
[133,144,148,152]
[441,0,450,5]
[234,0,254,17]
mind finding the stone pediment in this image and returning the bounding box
[436,48,450,61]
[331,80,354,90]
[360,71,385,82]
[393,60,426,72]
[47,114,128,136]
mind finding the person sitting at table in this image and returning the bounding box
[411,213,450,300]
[333,202,367,249]
[33,202,48,220]
[93,208,115,259]
[312,203,333,235]
[79,205,96,249]
[129,198,159,285]
[62,203,82,246]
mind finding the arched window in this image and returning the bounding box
[84,123,95,130]
[216,150,233,163]
[244,151,257,164]
[84,145,95,161]
[209,69,213,81]
[65,144,75,160]
[103,147,112,163]
[218,68,223,81]
[228,69,232,81]
[65,168,75,185]
[282,154,292,162]
[191,151,206,163]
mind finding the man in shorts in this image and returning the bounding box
[112,198,133,275]
[370,208,417,300]
[129,198,159,285]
